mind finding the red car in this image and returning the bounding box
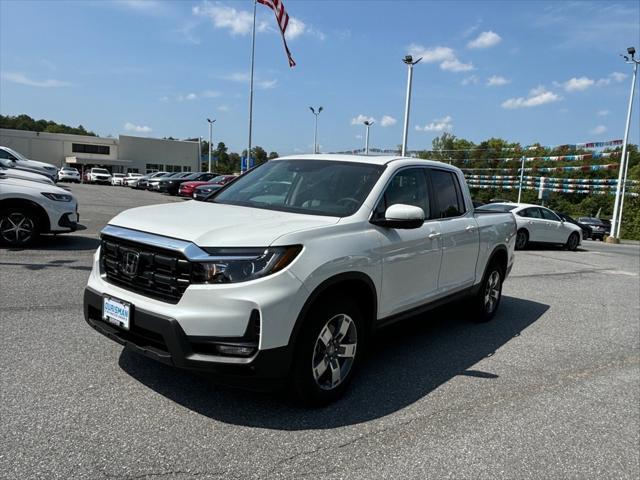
[178,175,236,197]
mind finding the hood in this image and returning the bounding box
[0,167,54,185]
[108,201,340,247]
[25,159,57,172]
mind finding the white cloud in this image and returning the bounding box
[162,90,221,102]
[218,105,230,112]
[355,134,363,139]
[487,75,509,86]
[609,71,627,82]
[440,58,474,72]
[351,114,375,125]
[416,115,453,132]
[1,72,71,88]
[124,122,152,133]
[590,125,607,135]
[407,44,474,73]
[193,1,266,35]
[597,109,610,116]
[286,17,306,40]
[461,75,479,86]
[116,0,164,14]
[596,71,628,86]
[380,115,397,127]
[467,30,502,49]
[220,72,276,89]
[563,76,595,92]
[502,86,561,109]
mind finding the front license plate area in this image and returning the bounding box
[103,296,131,330]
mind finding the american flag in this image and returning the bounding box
[257,0,296,67]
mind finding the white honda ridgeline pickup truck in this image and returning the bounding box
[84,155,516,404]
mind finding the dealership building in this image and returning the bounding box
[0,128,200,174]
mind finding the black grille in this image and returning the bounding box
[100,235,192,304]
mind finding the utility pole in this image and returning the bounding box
[401,55,422,157]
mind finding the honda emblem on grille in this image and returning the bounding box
[120,251,140,276]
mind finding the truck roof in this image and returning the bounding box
[275,153,454,169]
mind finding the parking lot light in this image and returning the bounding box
[401,55,422,157]
[364,120,374,155]
[309,106,323,154]
[609,46,638,243]
[206,118,216,173]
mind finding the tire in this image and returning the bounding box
[472,262,504,323]
[515,229,529,250]
[292,296,364,406]
[0,207,41,247]
[565,232,579,251]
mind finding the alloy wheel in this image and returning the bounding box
[484,270,501,314]
[1,212,35,245]
[311,313,358,390]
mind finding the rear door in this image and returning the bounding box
[539,207,567,243]
[428,168,480,293]
[517,207,547,242]
[374,167,442,316]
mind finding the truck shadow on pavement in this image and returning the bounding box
[118,295,549,429]
[2,234,100,252]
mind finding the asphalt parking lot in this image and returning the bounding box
[1,184,639,480]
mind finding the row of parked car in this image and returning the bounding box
[0,147,81,247]
[122,171,237,200]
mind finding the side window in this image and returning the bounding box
[521,208,542,219]
[374,168,429,218]
[430,169,465,218]
[540,208,560,221]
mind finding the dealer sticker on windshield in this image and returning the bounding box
[102,296,131,330]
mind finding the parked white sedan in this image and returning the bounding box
[58,166,81,183]
[477,202,582,251]
[111,173,126,186]
[124,173,143,187]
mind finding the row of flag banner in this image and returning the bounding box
[467,183,638,197]
[464,175,639,185]
[452,152,620,164]
[467,180,632,190]
[333,140,624,156]
[461,163,620,172]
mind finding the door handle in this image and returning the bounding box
[528,221,533,225]
[465,225,476,232]
[428,232,441,240]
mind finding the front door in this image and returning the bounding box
[373,167,442,317]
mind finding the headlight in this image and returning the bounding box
[41,192,73,202]
[192,246,302,284]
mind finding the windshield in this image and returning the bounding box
[3,147,27,161]
[93,168,109,174]
[211,159,385,217]
[476,203,517,212]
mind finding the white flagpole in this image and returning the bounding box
[246,0,257,173]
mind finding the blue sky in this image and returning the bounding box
[1,0,639,154]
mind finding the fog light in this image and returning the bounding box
[215,345,255,357]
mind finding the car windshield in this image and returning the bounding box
[93,168,109,174]
[2,147,27,161]
[476,203,517,212]
[211,159,385,217]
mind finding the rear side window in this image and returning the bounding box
[430,169,466,218]
[519,208,542,219]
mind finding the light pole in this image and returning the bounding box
[401,55,422,157]
[206,118,215,173]
[309,106,323,154]
[608,46,639,243]
[363,120,374,155]
[616,151,631,238]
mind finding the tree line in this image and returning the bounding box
[1,114,97,136]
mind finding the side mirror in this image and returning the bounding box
[371,204,425,229]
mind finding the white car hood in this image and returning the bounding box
[108,201,340,247]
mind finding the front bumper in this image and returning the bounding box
[84,287,292,386]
